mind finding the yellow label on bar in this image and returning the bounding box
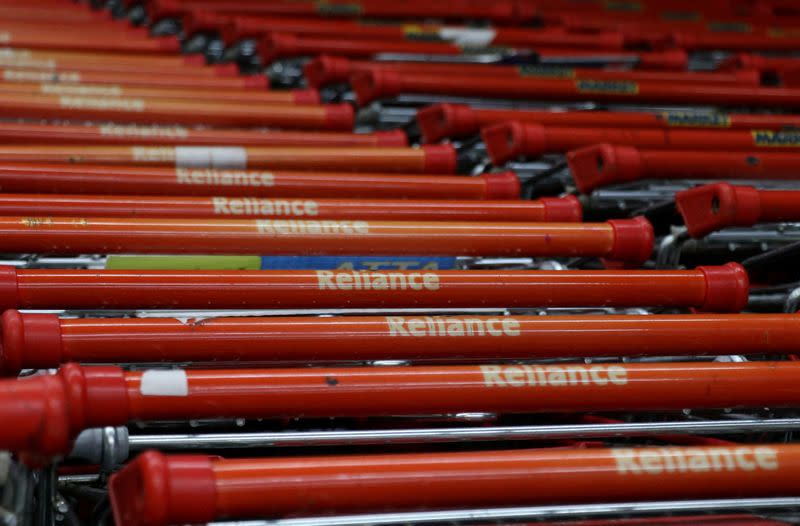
[575,79,639,94]
[660,111,731,127]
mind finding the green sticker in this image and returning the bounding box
[517,65,576,79]
[575,79,639,94]
[105,255,262,270]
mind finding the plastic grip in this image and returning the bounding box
[607,217,655,266]
[481,122,544,165]
[676,183,761,238]
[323,103,356,130]
[0,265,19,312]
[481,171,521,200]
[350,69,401,106]
[1,310,62,375]
[303,55,352,88]
[698,263,750,313]
[421,144,457,174]
[417,104,478,143]
[567,144,642,194]
[110,451,216,526]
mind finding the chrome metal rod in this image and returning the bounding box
[209,497,800,526]
[128,418,800,450]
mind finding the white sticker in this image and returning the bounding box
[439,27,497,47]
[140,370,188,396]
[175,147,248,169]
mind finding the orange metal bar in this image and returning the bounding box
[0,164,517,200]
[0,215,651,259]
[0,193,580,222]
[0,262,744,311]
[110,445,800,525]
[3,361,800,457]
[0,94,353,129]
[0,144,451,171]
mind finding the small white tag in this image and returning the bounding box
[140,370,188,396]
[175,147,248,169]
[439,28,497,47]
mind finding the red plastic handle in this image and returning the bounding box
[351,69,800,108]
[417,103,800,143]
[484,122,800,165]
[0,144,454,172]
[0,262,744,311]
[308,56,756,90]
[0,121,407,147]
[677,183,800,238]
[0,164,517,200]
[0,93,354,130]
[0,193,579,222]
[3,361,800,457]
[110,444,800,525]
[0,215,652,260]
[567,145,800,194]
[24,310,800,376]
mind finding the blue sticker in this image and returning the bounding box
[260,256,457,270]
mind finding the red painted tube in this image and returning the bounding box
[0,193,580,222]
[259,32,463,64]
[0,215,652,260]
[417,103,800,143]
[0,94,353,130]
[4,361,800,457]
[151,0,522,23]
[0,67,268,90]
[677,183,800,238]
[0,144,451,172]
[482,122,800,165]
[0,81,315,105]
[0,164,519,200]
[0,122,406,147]
[21,310,800,377]
[305,55,759,89]
[0,262,745,311]
[567,145,800,193]
[717,53,800,74]
[110,444,800,525]
[672,30,800,52]
[230,16,625,50]
[351,69,800,108]
[0,27,180,54]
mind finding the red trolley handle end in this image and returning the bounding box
[1,310,62,375]
[541,195,583,222]
[567,144,642,194]
[350,68,402,107]
[607,217,654,266]
[417,103,477,143]
[698,262,751,313]
[676,183,761,239]
[481,122,544,166]
[304,55,352,89]
[110,450,216,526]
[481,171,522,200]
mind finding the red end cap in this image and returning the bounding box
[607,216,654,265]
[81,366,129,427]
[303,55,353,88]
[482,171,521,200]
[259,32,300,65]
[417,104,478,143]
[147,0,185,21]
[324,103,356,130]
[481,122,543,165]
[778,67,800,87]
[242,75,270,89]
[567,144,641,194]
[292,89,321,104]
[213,63,240,77]
[350,69,401,107]
[676,183,761,238]
[734,69,762,86]
[111,451,216,526]
[373,129,408,147]
[698,262,750,313]
[541,195,583,222]
[422,144,457,174]
[0,265,19,312]
[18,312,63,370]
